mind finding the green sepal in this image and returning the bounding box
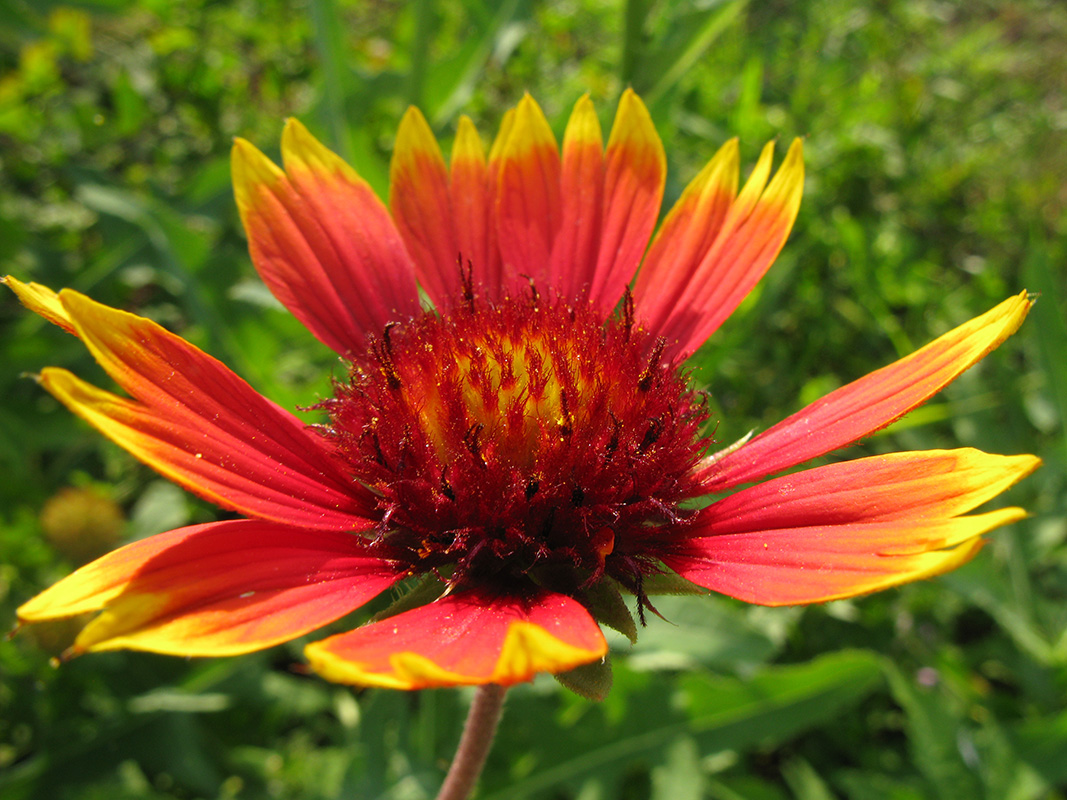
[585,579,638,644]
[555,655,613,701]
[640,571,709,596]
[369,572,446,623]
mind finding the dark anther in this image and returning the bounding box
[463,423,487,468]
[540,505,557,537]
[525,478,540,500]
[369,430,387,466]
[604,412,621,458]
[440,469,456,500]
[523,275,540,307]
[458,255,475,312]
[375,322,402,390]
[571,485,585,507]
[559,389,574,438]
[637,337,667,392]
[621,285,635,342]
[639,416,663,452]
[394,429,410,474]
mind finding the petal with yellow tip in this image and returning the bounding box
[232,122,420,355]
[41,290,376,530]
[587,89,666,310]
[19,520,403,656]
[548,94,604,301]
[450,115,501,297]
[305,590,607,689]
[389,106,460,306]
[636,138,804,357]
[494,95,562,292]
[665,448,1038,605]
[701,293,1035,489]
[3,276,76,334]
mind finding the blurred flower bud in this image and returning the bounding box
[39,487,124,564]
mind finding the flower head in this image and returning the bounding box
[8,91,1038,693]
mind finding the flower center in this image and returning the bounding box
[323,291,711,599]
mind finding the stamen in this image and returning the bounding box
[622,286,635,342]
[325,292,712,598]
[637,337,667,392]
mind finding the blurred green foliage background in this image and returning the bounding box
[1,0,1065,798]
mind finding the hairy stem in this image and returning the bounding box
[435,684,508,800]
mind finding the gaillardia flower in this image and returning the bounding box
[9,91,1037,693]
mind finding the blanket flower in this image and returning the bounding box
[8,90,1038,692]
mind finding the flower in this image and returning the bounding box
[8,91,1038,693]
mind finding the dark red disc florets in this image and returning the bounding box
[321,290,712,602]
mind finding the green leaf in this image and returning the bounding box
[1010,708,1067,786]
[883,661,983,800]
[650,736,704,800]
[424,0,524,125]
[1023,230,1067,464]
[781,758,837,800]
[483,650,883,799]
[635,0,748,105]
[624,595,782,672]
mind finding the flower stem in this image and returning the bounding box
[435,684,507,800]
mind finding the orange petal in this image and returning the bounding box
[630,139,739,326]
[40,290,375,530]
[305,590,607,689]
[665,449,1038,605]
[636,138,804,357]
[494,94,562,293]
[389,106,460,306]
[233,122,420,355]
[702,292,1034,490]
[450,115,501,298]
[19,520,404,656]
[548,94,604,301]
[587,89,666,311]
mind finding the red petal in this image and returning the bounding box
[665,449,1038,605]
[665,517,1007,606]
[389,106,459,307]
[548,94,605,302]
[701,292,1033,490]
[305,590,607,689]
[232,121,420,355]
[18,520,404,656]
[700,449,1039,532]
[450,115,501,301]
[587,89,666,311]
[494,95,562,294]
[40,290,375,530]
